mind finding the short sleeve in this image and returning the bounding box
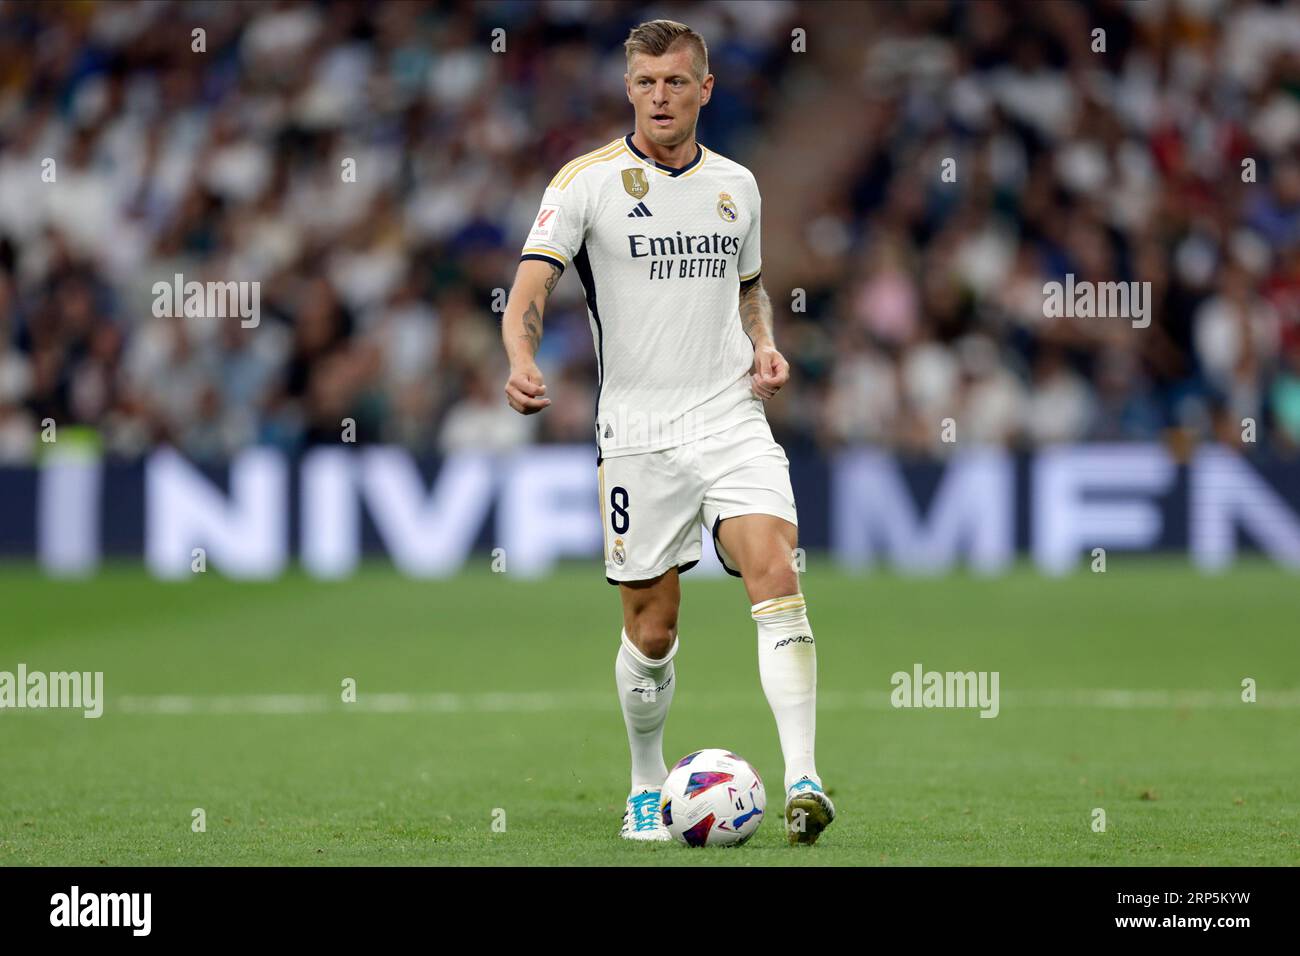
[737,176,762,286]
[520,178,588,274]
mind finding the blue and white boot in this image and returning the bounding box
[620,788,671,841]
[785,776,835,845]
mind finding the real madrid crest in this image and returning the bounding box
[717,191,738,222]
[622,168,650,200]
[612,537,626,567]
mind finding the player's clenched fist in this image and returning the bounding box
[505,363,551,414]
[750,345,789,401]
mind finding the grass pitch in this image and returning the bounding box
[1,559,1297,866]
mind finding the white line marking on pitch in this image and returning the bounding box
[110,689,1300,715]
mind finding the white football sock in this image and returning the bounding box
[752,593,820,791]
[615,628,678,793]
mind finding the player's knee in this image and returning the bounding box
[746,551,799,602]
[627,618,677,660]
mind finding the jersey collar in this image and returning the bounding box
[624,133,703,177]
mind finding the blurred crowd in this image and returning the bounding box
[1,0,1299,464]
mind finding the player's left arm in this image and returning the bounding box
[740,277,789,401]
[737,175,787,401]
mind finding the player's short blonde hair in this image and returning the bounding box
[624,19,709,84]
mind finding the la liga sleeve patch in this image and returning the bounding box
[530,205,560,240]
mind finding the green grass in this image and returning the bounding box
[1,558,1297,866]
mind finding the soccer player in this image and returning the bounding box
[500,19,834,845]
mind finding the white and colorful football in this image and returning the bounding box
[660,748,766,846]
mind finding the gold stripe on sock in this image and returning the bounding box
[752,594,806,616]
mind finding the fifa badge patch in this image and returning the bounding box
[717,192,738,222]
[612,537,626,567]
[622,168,650,199]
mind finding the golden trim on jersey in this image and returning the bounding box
[597,462,609,554]
[628,144,711,179]
[679,146,710,179]
[622,133,710,179]
[548,139,622,188]
[554,149,625,190]
[739,266,762,282]
[521,247,568,266]
[550,140,625,190]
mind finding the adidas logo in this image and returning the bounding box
[627,202,653,218]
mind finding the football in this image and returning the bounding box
[660,749,767,846]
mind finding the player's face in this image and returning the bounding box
[626,48,713,148]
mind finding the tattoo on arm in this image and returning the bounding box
[543,263,562,297]
[515,263,562,358]
[739,280,773,347]
[521,299,542,355]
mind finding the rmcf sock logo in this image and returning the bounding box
[50,886,151,936]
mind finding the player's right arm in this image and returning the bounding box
[503,158,592,415]
[501,259,563,414]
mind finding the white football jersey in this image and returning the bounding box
[520,133,766,459]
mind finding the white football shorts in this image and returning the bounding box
[596,415,798,584]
